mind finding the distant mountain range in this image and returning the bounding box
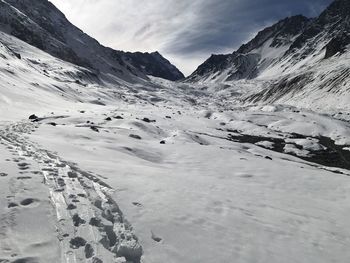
[0,0,184,82]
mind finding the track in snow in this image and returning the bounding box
[0,121,143,263]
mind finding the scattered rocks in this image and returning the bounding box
[142,117,156,123]
[129,134,142,140]
[28,114,38,120]
[90,126,99,133]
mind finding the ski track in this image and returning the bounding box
[0,121,143,263]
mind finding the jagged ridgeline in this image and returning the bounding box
[0,0,184,82]
[187,0,350,83]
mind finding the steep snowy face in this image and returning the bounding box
[0,0,184,82]
[186,0,350,111]
[187,15,311,82]
[285,0,350,62]
[189,0,350,84]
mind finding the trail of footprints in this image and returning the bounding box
[0,122,143,263]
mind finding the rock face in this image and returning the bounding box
[0,0,184,82]
[187,0,350,83]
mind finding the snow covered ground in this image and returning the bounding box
[1,31,350,263]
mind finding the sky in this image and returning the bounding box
[50,0,333,76]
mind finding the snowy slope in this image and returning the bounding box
[0,1,350,263]
[0,0,184,82]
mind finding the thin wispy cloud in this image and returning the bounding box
[50,0,333,75]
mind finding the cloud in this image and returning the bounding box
[50,0,333,75]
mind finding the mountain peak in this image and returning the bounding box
[320,0,350,21]
[237,15,311,54]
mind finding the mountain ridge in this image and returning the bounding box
[0,0,184,82]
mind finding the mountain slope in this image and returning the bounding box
[187,15,311,82]
[0,0,184,82]
[186,0,350,111]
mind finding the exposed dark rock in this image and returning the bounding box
[129,134,142,140]
[142,117,156,123]
[28,114,38,120]
[90,126,99,133]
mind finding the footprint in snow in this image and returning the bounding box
[17,163,30,170]
[8,202,19,208]
[20,198,39,207]
[17,176,32,180]
[70,237,87,249]
[151,231,163,243]
[72,214,86,227]
[132,202,143,207]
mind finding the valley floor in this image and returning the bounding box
[1,99,350,263]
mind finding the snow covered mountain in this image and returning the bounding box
[187,0,350,111]
[0,0,184,82]
[187,15,311,82]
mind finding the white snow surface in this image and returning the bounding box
[0,31,350,263]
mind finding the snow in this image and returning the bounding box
[0,24,350,263]
[255,141,275,149]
